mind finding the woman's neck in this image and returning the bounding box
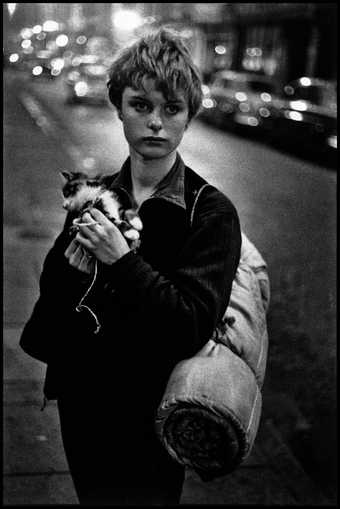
[129,149,177,205]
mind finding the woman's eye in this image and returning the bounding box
[133,102,149,112]
[165,104,180,115]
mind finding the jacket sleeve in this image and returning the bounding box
[19,214,92,363]
[96,187,241,359]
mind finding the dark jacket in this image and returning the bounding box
[20,153,241,419]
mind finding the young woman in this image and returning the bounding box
[20,27,241,505]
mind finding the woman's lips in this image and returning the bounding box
[142,137,166,143]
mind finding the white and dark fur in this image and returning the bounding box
[60,170,142,250]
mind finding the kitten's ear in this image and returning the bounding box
[60,171,72,182]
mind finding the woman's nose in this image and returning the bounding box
[147,114,162,132]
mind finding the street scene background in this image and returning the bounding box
[3,3,337,505]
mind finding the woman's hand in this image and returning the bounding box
[74,208,131,265]
[64,238,95,274]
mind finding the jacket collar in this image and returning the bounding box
[112,152,187,211]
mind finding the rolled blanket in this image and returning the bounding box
[155,233,269,479]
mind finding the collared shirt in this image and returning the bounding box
[111,152,187,211]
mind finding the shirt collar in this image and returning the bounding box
[112,152,186,210]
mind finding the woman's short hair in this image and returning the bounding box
[107,27,203,121]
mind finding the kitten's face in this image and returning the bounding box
[60,171,101,211]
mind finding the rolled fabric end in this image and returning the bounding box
[155,343,262,479]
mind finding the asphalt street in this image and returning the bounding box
[3,69,336,505]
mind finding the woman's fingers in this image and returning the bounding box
[124,229,140,241]
[78,250,94,274]
[124,209,143,231]
[64,238,79,258]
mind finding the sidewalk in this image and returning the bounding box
[3,71,332,505]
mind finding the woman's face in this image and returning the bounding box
[118,78,189,160]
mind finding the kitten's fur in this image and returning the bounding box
[60,170,142,250]
[61,171,123,223]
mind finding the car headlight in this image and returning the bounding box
[284,110,303,122]
[32,66,43,76]
[202,98,215,109]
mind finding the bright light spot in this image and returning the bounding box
[82,157,96,170]
[246,47,262,57]
[215,45,226,55]
[67,70,80,81]
[259,107,270,118]
[9,53,19,63]
[33,25,42,34]
[239,102,250,113]
[76,35,87,45]
[21,39,32,49]
[327,135,337,149]
[43,20,59,32]
[56,34,69,47]
[36,435,47,442]
[75,81,88,96]
[248,117,259,126]
[32,66,43,76]
[235,92,247,102]
[51,58,64,71]
[299,77,312,87]
[261,92,272,102]
[51,68,61,76]
[201,85,210,95]
[113,10,143,31]
[285,110,303,121]
[290,100,308,111]
[20,27,33,39]
[202,98,215,109]
[7,3,16,17]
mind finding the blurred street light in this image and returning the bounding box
[112,9,143,31]
[7,3,16,19]
[42,20,59,32]
[56,34,69,48]
[33,25,42,34]
[9,53,19,63]
[21,39,31,49]
[20,27,33,39]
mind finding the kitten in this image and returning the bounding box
[60,170,142,250]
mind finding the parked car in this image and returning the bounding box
[199,70,279,134]
[269,77,337,159]
[65,55,109,105]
